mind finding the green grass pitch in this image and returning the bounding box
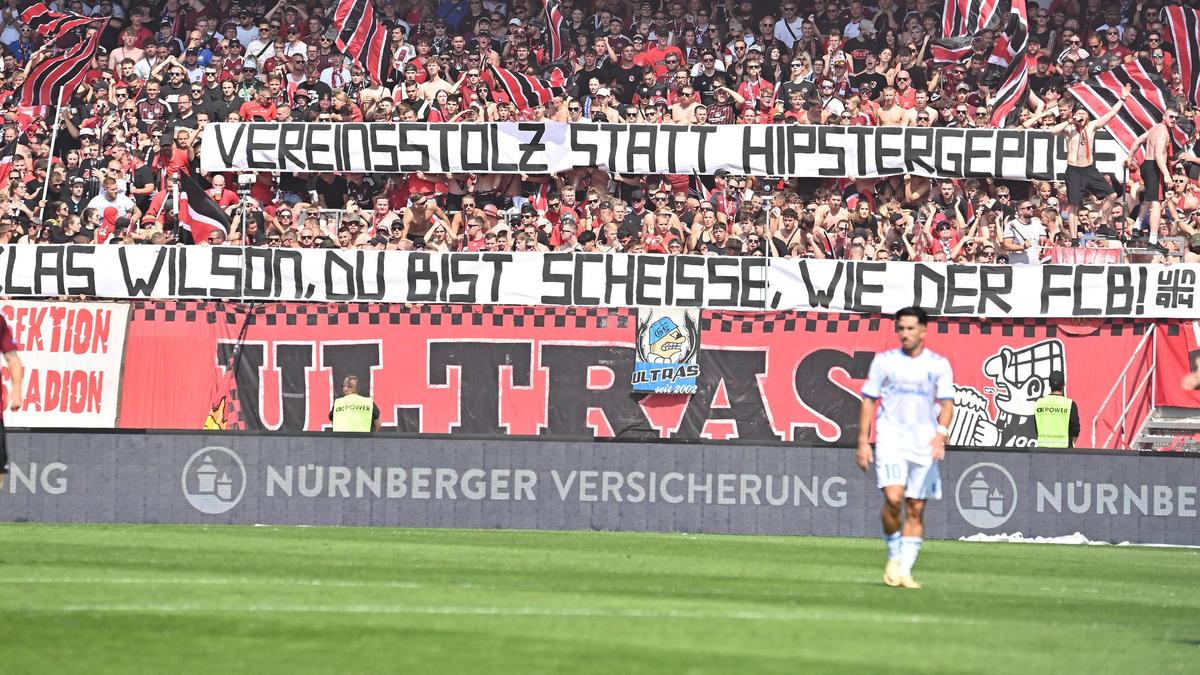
[1,523,1196,674]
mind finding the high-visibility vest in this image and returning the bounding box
[331,393,374,432]
[1035,394,1073,448]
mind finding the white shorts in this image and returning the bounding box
[875,455,942,500]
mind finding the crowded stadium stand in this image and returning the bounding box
[0,0,1194,261]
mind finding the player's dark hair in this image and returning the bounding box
[895,306,929,325]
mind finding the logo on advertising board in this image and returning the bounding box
[181,447,246,514]
[949,339,1065,448]
[954,462,1017,529]
[632,309,700,394]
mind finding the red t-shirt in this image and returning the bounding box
[239,100,277,122]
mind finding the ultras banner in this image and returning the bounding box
[114,301,1168,449]
[3,246,1199,318]
[198,122,1127,180]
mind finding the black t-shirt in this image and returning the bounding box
[173,111,199,131]
[207,96,241,122]
[130,164,156,210]
[904,64,929,92]
[161,80,189,103]
[1028,73,1064,94]
[635,81,668,104]
[932,194,968,222]
[778,79,814,102]
[691,71,719,104]
[606,63,645,104]
[852,72,887,97]
[573,66,603,98]
[846,35,878,64]
[816,13,846,35]
[278,171,307,196]
[345,175,382,206]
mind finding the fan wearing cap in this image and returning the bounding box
[238,82,277,122]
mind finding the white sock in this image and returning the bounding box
[884,531,902,561]
[899,537,923,576]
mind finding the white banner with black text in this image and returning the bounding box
[1,246,1195,318]
[199,122,1128,180]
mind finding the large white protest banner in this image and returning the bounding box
[0,246,1193,318]
[199,122,1128,180]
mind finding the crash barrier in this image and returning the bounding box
[2,430,1197,545]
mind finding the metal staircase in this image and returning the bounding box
[1131,406,1200,453]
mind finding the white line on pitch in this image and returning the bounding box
[11,603,997,626]
[8,577,422,589]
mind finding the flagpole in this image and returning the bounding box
[172,173,180,233]
[40,103,63,206]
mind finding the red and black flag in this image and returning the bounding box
[20,1,95,39]
[333,0,391,84]
[544,61,571,88]
[1162,5,1200,108]
[1069,60,1187,160]
[934,0,1001,63]
[485,64,561,109]
[179,174,231,245]
[931,35,974,65]
[942,0,1001,38]
[19,18,107,106]
[542,0,569,62]
[987,0,1030,126]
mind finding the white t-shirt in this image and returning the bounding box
[86,192,137,219]
[774,17,804,48]
[1004,217,1047,264]
[861,347,954,463]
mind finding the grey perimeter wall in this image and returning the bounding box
[2,432,1198,545]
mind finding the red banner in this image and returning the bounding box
[1155,320,1200,409]
[117,302,1154,449]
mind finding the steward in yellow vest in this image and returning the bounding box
[330,376,380,433]
[1035,371,1080,448]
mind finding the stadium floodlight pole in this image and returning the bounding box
[40,104,65,206]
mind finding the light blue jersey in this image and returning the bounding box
[861,347,954,464]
